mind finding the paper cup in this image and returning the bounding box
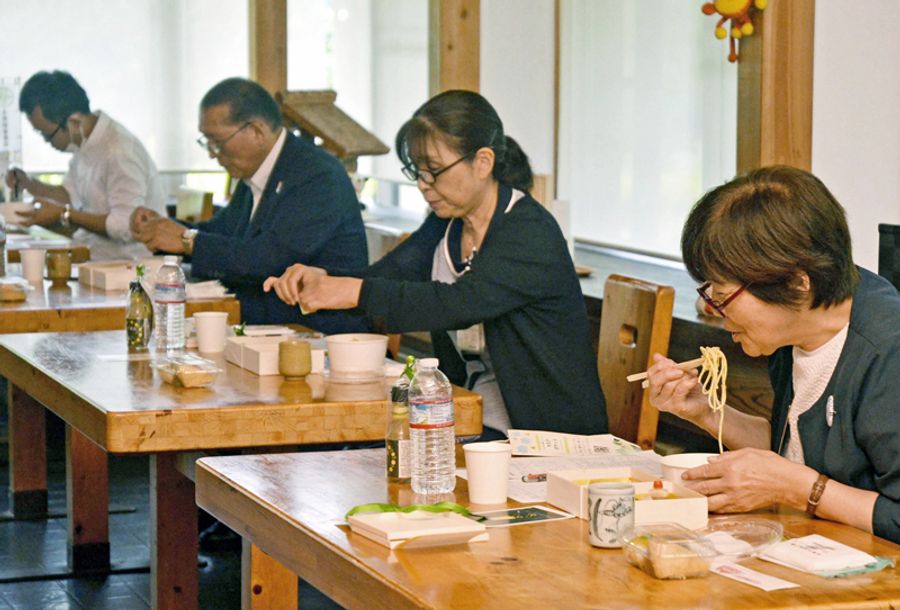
[193,311,229,353]
[661,453,718,482]
[19,248,44,283]
[464,442,512,505]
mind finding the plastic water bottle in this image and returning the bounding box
[153,256,186,351]
[409,358,456,494]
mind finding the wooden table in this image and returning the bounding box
[196,449,900,610]
[5,226,91,263]
[0,274,240,334]
[0,331,482,609]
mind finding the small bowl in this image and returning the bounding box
[660,453,718,482]
[326,333,388,382]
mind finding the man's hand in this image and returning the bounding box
[130,206,162,239]
[5,168,32,195]
[134,216,187,254]
[263,264,362,313]
[16,198,64,227]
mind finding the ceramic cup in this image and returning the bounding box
[46,250,72,287]
[464,442,513,505]
[588,483,635,548]
[279,339,312,380]
[193,311,229,353]
[19,248,44,284]
[660,453,718,483]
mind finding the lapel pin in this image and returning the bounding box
[825,395,835,427]
[276,180,283,194]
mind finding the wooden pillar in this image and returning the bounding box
[249,0,288,95]
[737,0,815,172]
[242,542,298,610]
[429,0,480,95]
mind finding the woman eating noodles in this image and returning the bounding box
[647,166,900,543]
[264,90,607,439]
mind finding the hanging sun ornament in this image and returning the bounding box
[702,0,768,63]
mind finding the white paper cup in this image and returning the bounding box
[193,311,229,353]
[19,248,44,283]
[661,453,718,482]
[464,442,512,505]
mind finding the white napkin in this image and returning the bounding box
[758,534,877,573]
[186,280,229,300]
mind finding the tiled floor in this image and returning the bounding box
[0,418,342,609]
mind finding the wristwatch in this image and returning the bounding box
[60,204,72,228]
[181,228,199,255]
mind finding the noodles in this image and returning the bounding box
[697,346,728,454]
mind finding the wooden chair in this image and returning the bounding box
[878,224,900,291]
[597,274,675,450]
[175,188,214,223]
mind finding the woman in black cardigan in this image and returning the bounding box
[265,90,607,438]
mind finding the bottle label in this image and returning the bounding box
[387,439,410,479]
[154,283,185,304]
[409,399,454,429]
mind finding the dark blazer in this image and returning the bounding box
[768,268,900,543]
[353,186,608,435]
[190,132,370,333]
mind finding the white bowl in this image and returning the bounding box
[326,333,389,382]
[660,452,718,483]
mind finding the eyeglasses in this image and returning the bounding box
[42,116,70,143]
[696,281,749,317]
[196,121,252,156]
[401,154,472,185]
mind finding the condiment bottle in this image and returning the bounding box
[126,264,154,350]
[386,356,416,483]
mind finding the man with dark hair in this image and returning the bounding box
[5,70,165,259]
[132,77,369,332]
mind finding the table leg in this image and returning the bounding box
[66,427,110,572]
[242,541,298,610]
[151,453,199,610]
[8,385,47,518]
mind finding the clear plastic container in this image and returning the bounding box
[622,523,718,580]
[702,516,783,559]
[153,255,186,351]
[153,354,221,388]
[409,358,456,495]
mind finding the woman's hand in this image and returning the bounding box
[681,448,816,513]
[130,206,161,238]
[263,265,363,313]
[646,353,711,426]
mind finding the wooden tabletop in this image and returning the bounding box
[5,226,91,263]
[0,273,240,334]
[0,331,483,453]
[196,449,900,610]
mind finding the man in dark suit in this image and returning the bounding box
[132,77,369,333]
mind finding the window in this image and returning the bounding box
[0,0,248,173]
[287,0,428,184]
[557,0,737,258]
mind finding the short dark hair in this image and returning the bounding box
[682,165,858,309]
[19,71,90,123]
[200,78,281,130]
[396,90,533,193]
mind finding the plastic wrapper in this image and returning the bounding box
[622,523,717,579]
[153,354,221,388]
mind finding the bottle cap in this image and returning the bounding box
[418,357,439,369]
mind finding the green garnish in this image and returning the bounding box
[233,322,246,336]
[345,501,485,521]
[402,355,416,380]
[136,264,145,279]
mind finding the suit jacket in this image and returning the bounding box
[190,132,370,333]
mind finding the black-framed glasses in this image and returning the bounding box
[401,153,472,185]
[42,116,70,143]
[196,121,252,156]
[696,281,749,317]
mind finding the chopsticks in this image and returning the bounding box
[627,357,704,389]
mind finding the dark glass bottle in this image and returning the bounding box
[126,266,153,350]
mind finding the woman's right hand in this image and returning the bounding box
[646,353,711,426]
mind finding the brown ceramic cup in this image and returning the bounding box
[279,339,312,380]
